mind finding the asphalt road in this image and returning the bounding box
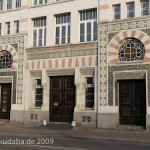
[0,132,149,150]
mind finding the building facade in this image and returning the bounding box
[1,0,150,130]
[0,0,98,128]
[99,0,150,129]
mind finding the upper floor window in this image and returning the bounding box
[7,0,12,10]
[141,0,149,16]
[6,22,10,34]
[16,0,21,8]
[55,13,70,45]
[127,2,135,18]
[80,9,97,42]
[14,20,19,33]
[113,4,121,20]
[0,0,3,11]
[33,17,46,47]
[0,50,13,69]
[118,38,145,62]
[33,0,47,5]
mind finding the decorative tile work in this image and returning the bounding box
[108,32,118,44]
[30,70,42,77]
[46,68,75,76]
[100,17,150,106]
[0,35,25,104]
[27,42,98,60]
[115,71,146,80]
[80,67,95,75]
[108,65,150,106]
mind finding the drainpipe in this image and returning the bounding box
[96,0,100,128]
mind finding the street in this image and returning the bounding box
[0,132,149,150]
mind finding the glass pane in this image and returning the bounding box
[87,22,91,41]
[68,25,70,43]
[33,30,37,47]
[93,21,97,41]
[44,28,46,46]
[56,27,60,37]
[38,29,42,46]
[80,23,84,42]
[61,26,66,44]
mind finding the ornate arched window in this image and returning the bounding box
[0,50,13,69]
[118,38,145,62]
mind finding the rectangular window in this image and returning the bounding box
[33,0,47,5]
[6,22,10,34]
[113,4,121,20]
[55,13,70,45]
[80,9,97,42]
[141,0,149,15]
[33,17,46,47]
[0,0,3,11]
[127,2,135,18]
[14,20,19,33]
[85,77,94,109]
[7,0,12,9]
[35,79,43,107]
[16,0,21,8]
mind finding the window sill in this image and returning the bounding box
[29,106,42,110]
[0,69,11,72]
[85,108,94,111]
[117,60,143,64]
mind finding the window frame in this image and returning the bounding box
[55,13,71,45]
[35,79,43,107]
[127,2,135,18]
[0,0,3,11]
[113,4,121,20]
[6,22,10,34]
[118,38,145,62]
[16,0,21,8]
[14,20,19,34]
[85,77,94,109]
[0,50,13,69]
[141,0,150,16]
[79,9,97,43]
[32,17,46,47]
[33,0,47,5]
[7,0,12,10]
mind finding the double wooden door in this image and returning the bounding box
[119,80,146,126]
[0,84,11,119]
[50,76,75,122]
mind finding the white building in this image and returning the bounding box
[0,0,98,127]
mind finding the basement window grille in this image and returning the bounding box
[35,79,43,107]
[85,77,94,109]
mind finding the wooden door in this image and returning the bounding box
[50,76,75,122]
[119,80,146,126]
[0,84,11,119]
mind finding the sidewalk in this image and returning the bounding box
[0,122,150,144]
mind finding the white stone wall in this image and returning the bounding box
[99,0,146,22]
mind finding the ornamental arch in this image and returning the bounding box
[0,44,18,70]
[108,30,150,64]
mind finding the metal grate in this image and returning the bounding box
[85,77,94,109]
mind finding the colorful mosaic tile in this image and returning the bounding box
[100,17,150,106]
